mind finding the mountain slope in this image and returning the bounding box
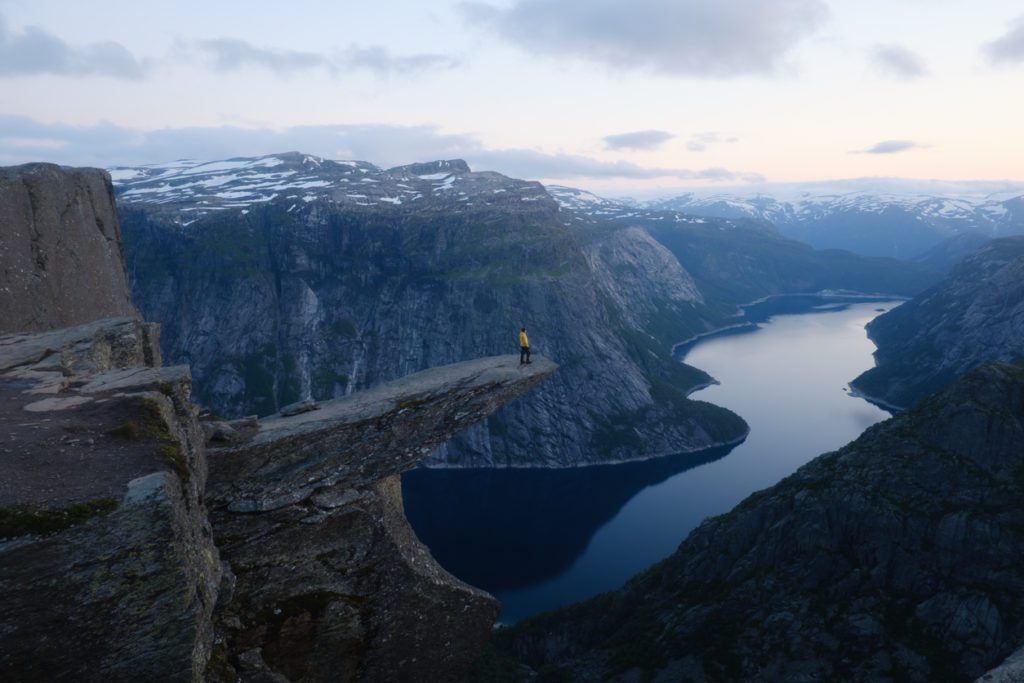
[482,362,1024,682]
[117,153,747,467]
[644,189,1024,259]
[547,185,940,310]
[852,236,1024,408]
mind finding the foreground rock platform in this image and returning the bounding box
[0,318,218,681]
[0,317,556,682]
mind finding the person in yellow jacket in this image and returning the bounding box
[519,327,531,365]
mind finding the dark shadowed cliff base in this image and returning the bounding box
[477,362,1024,683]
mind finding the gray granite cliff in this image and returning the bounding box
[0,164,138,334]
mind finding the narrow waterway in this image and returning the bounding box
[403,298,900,623]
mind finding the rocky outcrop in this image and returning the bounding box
[0,318,219,681]
[484,363,1024,683]
[0,164,137,334]
[206,356,557,682]
[0,317,556,681]
[117,153,747,467]
[853,237,1024,408]
[979,645,1024,683]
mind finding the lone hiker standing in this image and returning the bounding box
[519,327,531,365]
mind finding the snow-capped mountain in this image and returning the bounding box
[545,185,729,229]
[647,191,1024,258]
[547,184,1024,259]
[110,152,550,223]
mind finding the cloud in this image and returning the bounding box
[686,131,737,152]
[341,45,461,75]
[603,130,674,150]
[0,115,763,184]
[460,0,829,77]
[470,147,764,182]
[193,38,460,77]
[0,15,146,79]
[869,43,928,80]
[857,140,924,155]
[983,15,1024,65]
[194,39,332,75]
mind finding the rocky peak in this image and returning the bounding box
[388,159,471,175]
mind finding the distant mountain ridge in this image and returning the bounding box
[548,184,1024,259]
[111,153,534,220]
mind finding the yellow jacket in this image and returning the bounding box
[519,330,529,348]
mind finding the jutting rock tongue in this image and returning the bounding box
[205,355,558,683]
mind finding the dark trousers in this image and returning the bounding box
[520,346,531,364]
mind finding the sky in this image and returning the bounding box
[0,0,1022,193]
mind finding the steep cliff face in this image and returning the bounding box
[853,237,1024,408]
[0,164,138,334]
[118,154,747,467]
[0,318,220,681]
[484,363,1024,683]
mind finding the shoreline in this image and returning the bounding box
[671,289,908,356]
[419,427,750,471]
[847,384,905,413]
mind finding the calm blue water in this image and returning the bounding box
[403,298,900,623]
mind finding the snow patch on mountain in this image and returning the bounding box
[110,152,554,224]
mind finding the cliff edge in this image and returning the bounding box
[0,164,138,334]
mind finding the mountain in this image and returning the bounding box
[115,153,747,468]
[115,155,940,467]
[548,185,1024,260]
[851,236,1024,408]
[911,231,993,273]
[549,185,941,309]
[477,362,1024,683]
